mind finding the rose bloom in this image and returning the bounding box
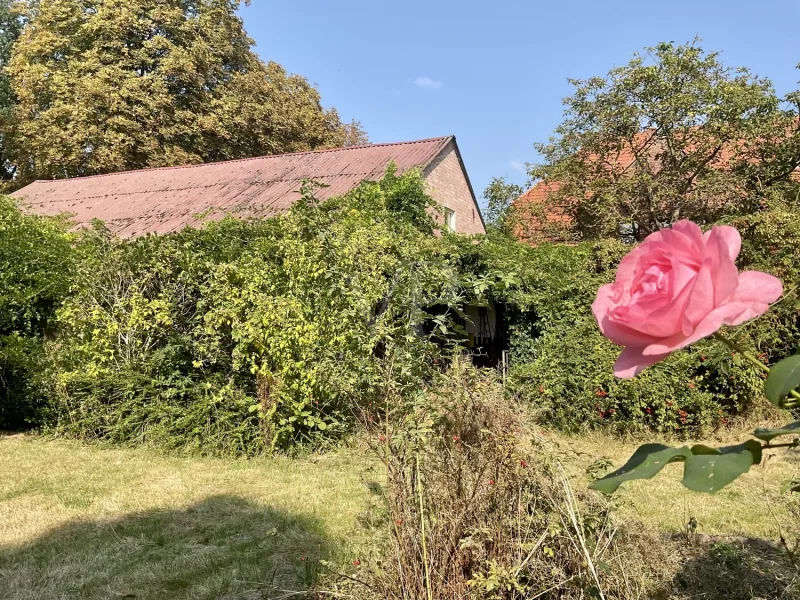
[593,220,782,378]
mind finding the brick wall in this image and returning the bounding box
[422,141,485,235]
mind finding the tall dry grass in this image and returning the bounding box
[345,358,672,599]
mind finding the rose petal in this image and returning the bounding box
[703,226,740,305]
[721,271,783,326]
[671,220,706,257]
[670,256,699,300]
[642,304,733,356]
[702,225,741,263]
[682,257,714,331]
[613,345,671,379]
[593,284,659,347]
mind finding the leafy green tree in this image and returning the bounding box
[482,176,524,236]
[0,0,24,182]
[528,40,797,241]
[6,0,365,185]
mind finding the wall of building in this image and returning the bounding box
[423,141,485,234]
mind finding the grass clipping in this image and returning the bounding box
[343,358,670,600]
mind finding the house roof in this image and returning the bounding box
[11,136,455,238]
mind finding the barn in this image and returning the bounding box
[12,136,485,237]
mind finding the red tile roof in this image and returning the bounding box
[12,137,453,237]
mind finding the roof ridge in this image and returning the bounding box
[26,136,454,183]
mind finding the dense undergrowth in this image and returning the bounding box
[1,170,799,453]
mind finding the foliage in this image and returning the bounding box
[464,237,761,436]
[0,0,24,182]
[5,0,365,185]
[482,176,525,237]
[511,317,747,436]
[49,168,473,453]
[353,360,663,599]
[729,207,800,359]
[591,440,763,495]
[526,40,799,241]
[0,196,76,428]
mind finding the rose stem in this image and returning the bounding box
[713,332,800,407]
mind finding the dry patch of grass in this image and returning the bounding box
[0,434,378,599]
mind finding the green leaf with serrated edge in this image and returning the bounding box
[753,421,800,443]
[764,355,800,406]
[682,441,762,494]
[589,444,692,494]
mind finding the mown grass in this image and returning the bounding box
[2,427,799,599]
[0,434,379,599]
[553,429,800,539]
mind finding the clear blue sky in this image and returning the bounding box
[240,1,800,209]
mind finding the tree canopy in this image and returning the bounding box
[482,176,524,237]
[5,0,366,185]
[0,0,24,181]
[524,41,800,242]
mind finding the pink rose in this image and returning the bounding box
[592,220,782,379]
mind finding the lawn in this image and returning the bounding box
[1,429,799,599]
[0,434,379,600]
[556,429,800,539]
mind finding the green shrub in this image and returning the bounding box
[490,236,767,436]
[49,169,477,453]
[509,317,762,436]
[0,196,76,429]
[729,208,800,359]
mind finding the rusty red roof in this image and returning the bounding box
[12,136,454,237]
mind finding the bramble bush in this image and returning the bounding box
[344,358,666,599]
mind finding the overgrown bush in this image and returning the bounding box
[48,168,479,452]
[512,317,764,436]
[730,207,800,359]
[0,197,76,429]
[348,359,667,599]
[467,236,769,436]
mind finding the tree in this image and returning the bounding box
[527,41,798,241]
[482,176,524,236]
[5,0,366,185]
[0,0,24,182]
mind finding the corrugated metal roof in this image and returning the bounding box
[12,136,453,237]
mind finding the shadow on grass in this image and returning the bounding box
[0,495,332,600]
[666,538,799,599]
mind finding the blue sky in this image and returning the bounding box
[240,1,800,208]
